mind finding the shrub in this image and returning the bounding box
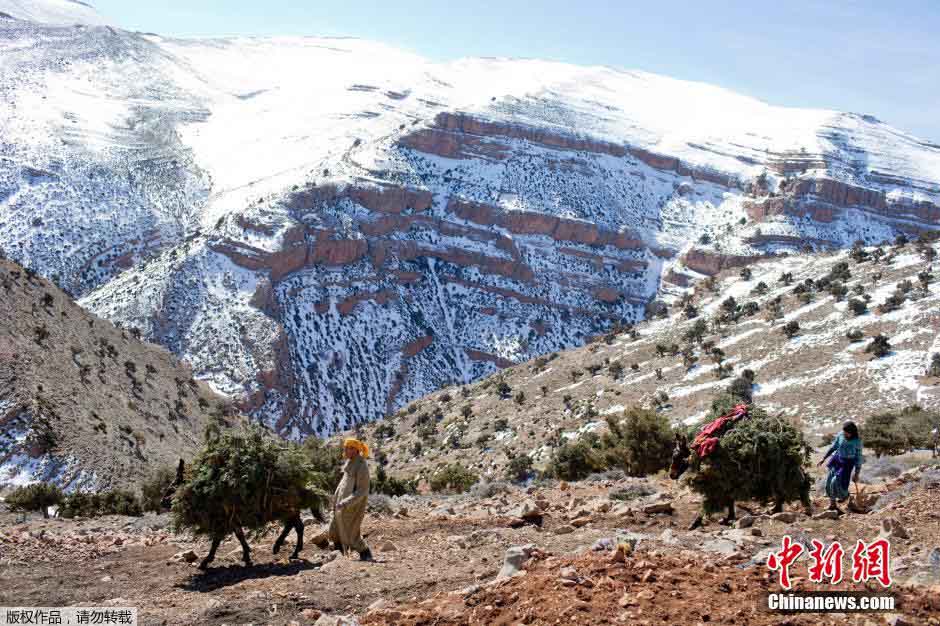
[609,484,656,501]
[505,454,534,482]
[545,435,606,481]
[751,281,769,296]
[60,489,143,518]
[470,480,512,498]
[895,406,939,450]
[865,334,891,358]
[727,377,753,403]
[877,292,905,314]
[864,412,907,457]
[782,321,800,339]
[739,267,752,281]
[514,391,526,405]
[608,361,624,379]
[848,298,868,316]
[140,466,176,513]
[429,463,479,493]
[599,408,673,477]
[373,466,418,497]
[496,381,512,399]
[5,483,62,518]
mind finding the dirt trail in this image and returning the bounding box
[2,468,939,625]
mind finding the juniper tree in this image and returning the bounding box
[848,298,868,316]
[782,321,800,339]
[600,408,673,477]
[865,334,892,358]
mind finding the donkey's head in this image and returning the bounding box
[160,458,185,511]
[669,433,691,480]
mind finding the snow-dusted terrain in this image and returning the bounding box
[2,1,939,436]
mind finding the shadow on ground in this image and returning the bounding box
[178,559,317,592]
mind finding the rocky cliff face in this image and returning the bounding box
[2,12,939,437]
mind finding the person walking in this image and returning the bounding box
[818,421,864,514]
[328,438,373,561]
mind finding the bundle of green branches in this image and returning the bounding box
[684,395,811,514]
[171,425,330,537]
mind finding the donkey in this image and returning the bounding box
[670,432,812,530]
[669,433,736,529]
[161,459,324,570]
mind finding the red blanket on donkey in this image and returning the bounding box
[691,404,749,458]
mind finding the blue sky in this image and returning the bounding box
[94,0,940,141]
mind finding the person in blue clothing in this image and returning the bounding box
[818,421,864,514]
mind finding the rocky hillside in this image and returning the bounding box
[0,256,233,491]
[2,2,940,436]
[361,238,940,482]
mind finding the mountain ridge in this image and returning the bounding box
[1,6,938,436]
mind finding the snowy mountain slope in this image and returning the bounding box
[360,239,940,480]
[0,0,106,25]
[1,7,939,437]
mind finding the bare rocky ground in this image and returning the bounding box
[2,459,939,625]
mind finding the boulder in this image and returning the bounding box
[570,517,592,528]
[734,515,755,529]
[174,550,198,564]
[641,501,673,515]
[771,512,797,523]
[497,544,537,580]
[879,518,910,540]
[553,525,575,535]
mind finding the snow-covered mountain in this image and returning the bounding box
[0,0,106,25]
[2,4,938,437]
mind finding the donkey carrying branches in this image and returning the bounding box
[162,427,329,570]
[669,402,813,530]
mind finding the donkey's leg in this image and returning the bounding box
[233,526,252,567]
[290,516,305,559]
[199,534,223,570]
[720,500,736,525]
[273,521,292,555]
[688,513,704,531]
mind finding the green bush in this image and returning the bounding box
[545,434,606,481]
[5,483,62,518]
[429,463,479,493]
[865,334,891,358]
[373,466,418,497]
[505,454,534,483]
[301,436,344,493]
[600,408,673,477]
[863,412,907,457]
[59,489,143,518]
[140,466,176,513]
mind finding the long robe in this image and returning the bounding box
[825,433,864,501]
[328,455,370,553]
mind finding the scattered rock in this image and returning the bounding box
[559,481,569,491]
[447,535,467,549]
[771,512,797,523]
[750,528,764,537]
[174,550,198,564]
[559,566,578,581]
[642,500,673,515]
[367,599,388,612]
[301,609,322,621]
[734,515,755,529]
[813,510,840,520]
[314,615,359,626]
[553,525,575,535]
[880,518,910,540]
[570,517,591,528]
[376,539,398,552]
[702,538,739,556]
[497,544,537,580]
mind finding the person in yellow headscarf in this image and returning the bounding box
[327,438,373,561]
